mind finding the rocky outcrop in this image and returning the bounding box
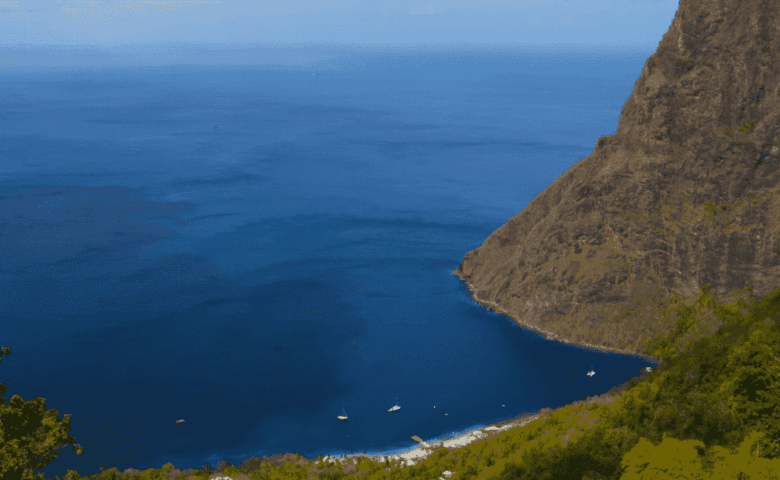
[455,0,780,354]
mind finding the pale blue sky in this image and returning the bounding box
[1,0,679,46]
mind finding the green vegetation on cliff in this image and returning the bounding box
[0,347,84,480]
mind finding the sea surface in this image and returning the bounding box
[0,43,657,478]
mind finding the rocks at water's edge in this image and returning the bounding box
[455,0,780,353]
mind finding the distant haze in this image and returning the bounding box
[2,0,679,46]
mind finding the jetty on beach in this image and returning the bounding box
[410,436,430,448]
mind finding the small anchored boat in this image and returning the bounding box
[176,419,185,423]
[388,395,400,412]
[587,369,595,377]
[338,408,348,421]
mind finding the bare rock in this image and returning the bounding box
[455,0,780,353]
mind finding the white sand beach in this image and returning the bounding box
[315,413,542,469]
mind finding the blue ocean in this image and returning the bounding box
[0,43,657,478]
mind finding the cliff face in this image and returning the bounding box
[455,0,780,354]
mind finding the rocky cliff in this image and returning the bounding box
[455,0,780,355]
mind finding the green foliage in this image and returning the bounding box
[190,469,211,480]
[621,435,710,479]
[643,292,701,362]
[318,471,349,480]
[721,118,757,136]
[0,347,84,480]
[718,289,780,458]
[718,324,780,419]
[459,463,479,479]
[93,467,121,480]
[612,286,780,457]
[620,430,780,479]
[498,424,628,480]
[160,463,174,472]
[223,465,242,477]
[139,469,167,480]
[738,118,756,133]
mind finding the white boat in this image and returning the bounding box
[338,408,348,421]
[176,419,185,423]
[587,370,595,377]
[388,396,400,412]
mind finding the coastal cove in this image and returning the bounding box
[0,44,658,478]
[318,284,665,467]
[321,352,659,470]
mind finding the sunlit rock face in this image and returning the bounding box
[455,0,780,353]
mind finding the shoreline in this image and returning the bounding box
[451,271,666,367]
[315,411,546,469]
[314,375,645,471]
[313,272,664,470]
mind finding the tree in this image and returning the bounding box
[620,435,710,479]
[620,431,780,479]
[0,346,84,480]
[716,309,780,458]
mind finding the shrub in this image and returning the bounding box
[223,465,241,477]
[95,467,122,480]
[738,118,756,133]
[139,469,167,480]
[621,431,780,479]
[318,470,348,480]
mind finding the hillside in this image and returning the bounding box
[454,0,780,355]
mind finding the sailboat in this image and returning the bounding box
[388,395,400,412]
[338,408,348,421]
[587,367,596,377]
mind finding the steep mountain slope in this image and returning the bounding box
[455,0,780,354]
